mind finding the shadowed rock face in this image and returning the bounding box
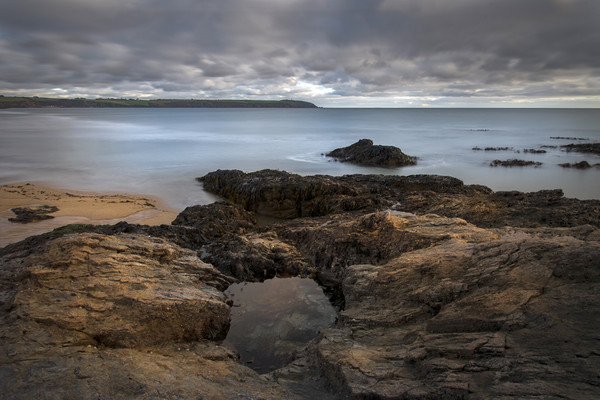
[2,170,600,399]
[199,169,488,219]
[326,138,417,167]
[200,169,600,228]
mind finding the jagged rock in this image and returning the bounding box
[199,169,600,228]
[200,231,314,281]
[172,201,257,237]
[8,205,58,223]
[199,169,488,219]
[326,138,417,167]
[308,224,600,399]
[0,232,294,399]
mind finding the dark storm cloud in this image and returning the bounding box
[0,0,598,105]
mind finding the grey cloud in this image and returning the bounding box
[0,0,598,105]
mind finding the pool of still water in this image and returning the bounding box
[223,276,337,373]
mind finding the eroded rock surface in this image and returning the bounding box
[308,226,600,399]
[326,139,417,167]
[0,232,294,399]
[2,170,600,399]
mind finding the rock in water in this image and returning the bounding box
[326,138,417,167]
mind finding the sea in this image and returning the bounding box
[1,107,599,210]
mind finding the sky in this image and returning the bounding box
[1,0,599,107]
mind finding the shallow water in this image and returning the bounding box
[1,108,599,211]
[223,276,337,373]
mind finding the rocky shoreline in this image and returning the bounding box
[1,171,599,399]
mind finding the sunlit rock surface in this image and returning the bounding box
[0,233,293,399]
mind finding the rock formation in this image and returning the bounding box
[0,232,294,399]
[9,205,58,223]
[561,142,600,155]
[2,169,600,399]
[199,169,600,228]
[489,159,543,167]
[559,161,600,169]
[326,139,417,167]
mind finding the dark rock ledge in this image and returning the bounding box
[2,170,600,399]
[9,205,58,223]
[326,138,417,167]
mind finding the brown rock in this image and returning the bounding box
[0,232,296,399]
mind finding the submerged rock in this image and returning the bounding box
[561,142,600,154]
[559,161,600,169]
[490,159,543,167]
[326,138,417,167]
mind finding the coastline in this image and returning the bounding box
[0,182,178,247]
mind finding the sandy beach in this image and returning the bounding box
[0,182,178,247]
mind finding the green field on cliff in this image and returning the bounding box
[0,96,317,109]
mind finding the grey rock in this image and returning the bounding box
[326,138,417,167]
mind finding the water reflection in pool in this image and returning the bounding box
[223,276,337,373]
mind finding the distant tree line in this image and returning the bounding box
[0,96,318,109]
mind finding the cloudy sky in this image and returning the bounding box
[1,0,599,107]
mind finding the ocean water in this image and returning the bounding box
[1,107,599,209]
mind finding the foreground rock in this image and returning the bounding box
[307,216,600,399]
[2,170,600,399]
[326,139,417,167]
[0,232,294,399]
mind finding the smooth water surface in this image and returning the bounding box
[223,277,337,373]
[1,108,599,210]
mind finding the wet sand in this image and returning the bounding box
[0,182,178,247]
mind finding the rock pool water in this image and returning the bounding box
[223,276,337,373]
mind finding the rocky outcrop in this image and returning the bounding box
[200,169,600,228]
[326,139,417,167]
[199,169,489,219]
[0,232,294,399]
[308,222,600,399]
[2,170,600,399]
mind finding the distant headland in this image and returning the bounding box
[0,96,318,109]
